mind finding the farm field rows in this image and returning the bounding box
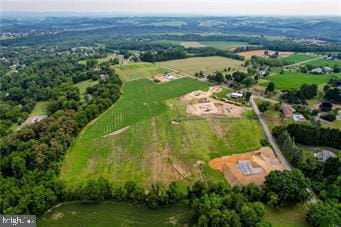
[261,72,341,90]
[61,77,265,187]
[39,202,193,226]
[158,56,244,75]
[113,63,168,81]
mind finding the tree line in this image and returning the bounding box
[0,63,122,215]
[272,126,341,226]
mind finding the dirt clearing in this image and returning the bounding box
[183,86,246,117]
[209,147,285,185]
[238,50,294,59]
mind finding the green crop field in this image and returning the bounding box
[30,101,48,116]
[38,201,194,227]
[61,77,264,187]
[74,79,98,101]
[305,58,341,67]
[262,72,341,90]
[283,54,317,64]
[158,56,244,75]
[113,63,168,81]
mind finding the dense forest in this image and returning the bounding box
[0,60,122,214]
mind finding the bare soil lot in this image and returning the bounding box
[209,147,285,185]
[238,50,294,59]
[183,86,246,117]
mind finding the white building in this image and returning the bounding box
[230,92,243,98]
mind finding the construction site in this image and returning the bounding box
[183,86,246,117]
[209,147,285,186]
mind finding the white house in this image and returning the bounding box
[230,92,243,98]
[311,68,323,74]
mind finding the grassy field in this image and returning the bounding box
[61,78,264,187]
[199,41,249,50]
[305,58,341,67]
[30,101,48,116]
[113,63,168,81]
[39,201,194,227]
[265,204,309,227]
[79,54,118,65]
[158,56,244,75]
[283,54,317,64]
[74,79,98,101]
[262,72,341,90]
[180,41,206,48]
[39,201,309,227]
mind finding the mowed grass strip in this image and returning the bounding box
[39,201,194,226]
[113,63,168,81]
[82,77,209,140]
[158,56,244,75]
[265,72,341,90]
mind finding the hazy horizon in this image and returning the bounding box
[1,0,341,16]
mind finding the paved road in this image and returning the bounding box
[251,95,319,203]
[250,95,292,170]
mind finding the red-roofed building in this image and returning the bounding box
[281,104,295,118]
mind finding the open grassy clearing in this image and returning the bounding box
[30,101,48,116]
[39,201,308,227]
[261,72,341,90]
[264,204,309,227]
[78,54,118,65]
[39,201,194,227]
[61,78,264,187]
[158,56,244,75]
[304,58,341,67]
[283,53,317,64]
[74,79,98,101]
[113,63,168,81]
[213,87,233,99]
[199,41,249,50]
[261,109,293,131]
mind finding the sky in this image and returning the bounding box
[1,0,341,16]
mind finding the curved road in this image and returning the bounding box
[250,95,292,170]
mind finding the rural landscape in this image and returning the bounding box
[0,5,341,227]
